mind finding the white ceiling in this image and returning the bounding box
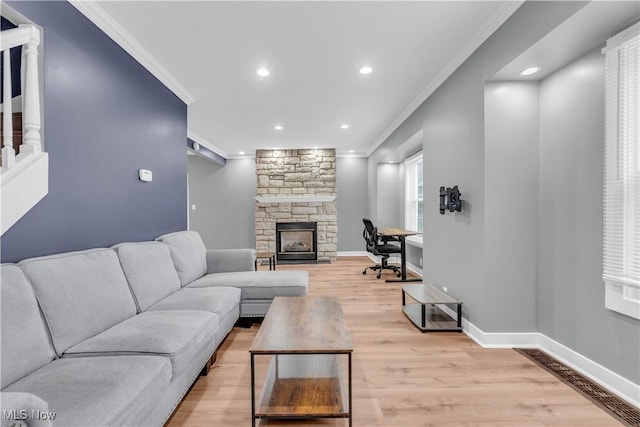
[81,1,520,158]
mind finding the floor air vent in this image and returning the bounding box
[515,348,640,427]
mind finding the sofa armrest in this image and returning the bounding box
[0,392,53,427]
[206,249,256,273]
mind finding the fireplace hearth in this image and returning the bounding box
[276,222,317,264]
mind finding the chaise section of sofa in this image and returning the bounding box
[156,230,309,317]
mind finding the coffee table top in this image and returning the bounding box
[250,296,352,354]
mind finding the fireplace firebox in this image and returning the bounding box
[276,222,317,264]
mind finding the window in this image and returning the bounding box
[603,22,640,320]
[405,152,423,238]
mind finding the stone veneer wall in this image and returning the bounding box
[255,149,337,262]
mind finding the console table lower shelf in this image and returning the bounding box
[402,283,463,332]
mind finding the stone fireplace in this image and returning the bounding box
[255,149,337,263]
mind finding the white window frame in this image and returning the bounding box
[404,151,423,246]
[602,22,640,320]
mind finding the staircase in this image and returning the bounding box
[1,24,48,235]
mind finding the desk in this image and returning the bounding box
[377,228,422,283]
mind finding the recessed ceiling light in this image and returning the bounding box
[256,68,270,77]
[349,150,355,153]
[388,161,395,164]
[340,124,349,129]
[273,125,283,131]
[239,151,245,155]
[359,66,373,75]
[520,67,540,76]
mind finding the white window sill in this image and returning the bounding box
[605,281,640,320]
[406,235,423,248]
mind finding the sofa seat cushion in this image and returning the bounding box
[113,242,181,312]
[64,310,218,379]
[187,270,309,300]
[4,356,171,427]
[147,287,240,346]
[1,265,56,389]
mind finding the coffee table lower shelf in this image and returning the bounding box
[257,376,349,418]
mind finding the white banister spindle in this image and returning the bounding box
[2,48,15,168]
[19,25,41,156]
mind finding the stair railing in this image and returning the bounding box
[1,24,41,170]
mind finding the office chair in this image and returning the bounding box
[362,218,402,279]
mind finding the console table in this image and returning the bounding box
[249,296,352,426]
[402,283,463,332]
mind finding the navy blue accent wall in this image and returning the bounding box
[1,1,187,263]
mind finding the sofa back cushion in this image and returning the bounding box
[1,264,57,388]
[114,242,181,312]
[155,231,207,286]
[20,249,137,356]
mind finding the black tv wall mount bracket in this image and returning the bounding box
[439,185,463,214]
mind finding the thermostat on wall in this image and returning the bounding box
[139,169,153,182]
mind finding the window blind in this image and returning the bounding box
[603,22,640,319]
[404,152,423,233]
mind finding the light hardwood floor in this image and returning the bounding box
[166,257,623,427]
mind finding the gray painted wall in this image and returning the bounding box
[369,2,586,327]
[484,81,539,332]
[538,49,639,383]
[336,157,368,252]
[188,157,256,249]
[369,0,639,384]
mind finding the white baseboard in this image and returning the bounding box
[406,262,423,277]
[339,252,424,277]
[437,305,640,408]
[337,251,370,257]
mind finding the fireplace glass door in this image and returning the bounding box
[276,222,317,263]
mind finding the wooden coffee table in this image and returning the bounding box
[249,296,353,426]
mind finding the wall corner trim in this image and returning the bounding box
[69,0,195,105]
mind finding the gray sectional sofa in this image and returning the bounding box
[0,231,308,427]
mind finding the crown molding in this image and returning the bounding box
[366,1,524,156]
[69,0,195,105]
[187,130,228,160]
